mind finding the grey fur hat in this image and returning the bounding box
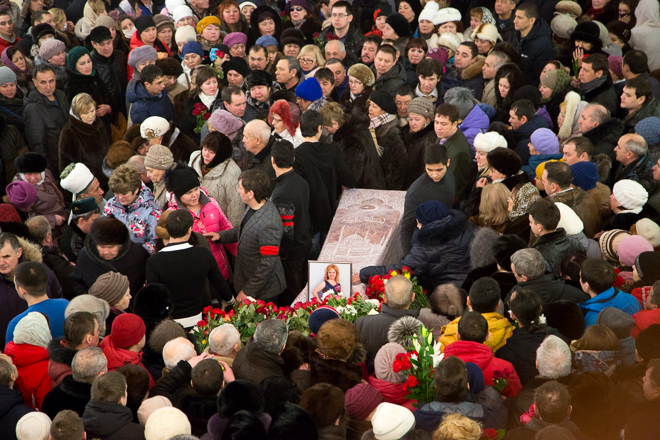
[388,316,424,347]
[469,227,500,270]
[445,87,476,120]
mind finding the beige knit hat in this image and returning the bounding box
[347,63,375,87]
[407,97,435,119]
[15,412,51,440]
[541,69,559,90]
[144,145,174,170]
[138,396,172,426]
[89,272,130,307]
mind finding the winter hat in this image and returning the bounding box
[618,235,653,266]
[0,66,16,85]
[374,1,392,18]
[635,219,660,248]
[374,342,407,383]
[144,407,191,440]
[599,229,630,263]
[407,97,435,119]
[144,145,174,170]
[89,25,113,43]
[127,45,158,69]
[634,252,660,285]
[141,116,171,139]
[218,380,265,417]
[426,46,450,66]
[530,128,560,155]
[153,14,175,33]
[13,312,51,347]
[607,20,631,44]
[172,5,193,24]
[419,1,440,24]
[535,159,563,182]
[156,57,184,77]
[636,324,660,361]
[181,41,204,58]
[60,163,95,196]
[446,87,476,120]
[94,14,117,30]
[369,90,397,115]
[90,217,129,245]
[473,132,507,153]
[6,181,37,211]
[487,147,522,177]
[556,202,583,236]
[541,69,561,90]
[543,300,585,341]
[555,0,582,18]
[635,117,660,147]
[255,35,278,48]
[240,0,257,8]
[513,86,541,109]
[138,396,173,426]
[285,0,310,13]
[0,204,21,223]
[165,0,185,12]
[31,22,54,40]
[347,63,375,87]
[570,161,599,191]
[435,7,461,24]
[386,13,411,38]
[371,403,415,440]
[208,110,244,141]
[465,362,485,396]
[245,70,272,88]
[134,15,157,39]
[165,164,200,199]
[67,46,91,72]
[106,141,135,169]
[196,15,221,34]
[551,14,577,39]
[224,32,248,49]
[345,383,384,420]
[14,152,47,174]
[71,197,97,216]
[281,28,305,48]
[174,25,196,44]
[39,39,65,62]
[607,56,623,81]
[111,313,146,348]
[308,305,340,335]
[437,31,463,53]
[316,318,358,361]
[269,99,297,136]
[416,200,449,225]
[295,77,323,102]
[15,412,51,440]
[570,21,602,49]
[613,179,648,214]
[89,272,130,306]
[223,58,250,79]
[470,23,500,44]
[300,384,345,429]
[65,295,111,333]
[430,284,466,317]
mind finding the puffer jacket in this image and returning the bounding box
[370,61,408,96]
[515,19,554,83]
[127,80,176,126]
[459,105,489,154]
[4,342,52,410]
[99,336,154,388]
[189,152,244,228]
[440,312,514,353]
[580,287,641,327]
[374,118,407,190]
[104,183,161,254]
[444,340,522,398]
[360,210,475,292]
[167,189,236,279]
[0,385,33,438]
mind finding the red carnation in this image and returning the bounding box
[203,306,212,313]
[294,302,303,310]
[242,299,251,306]
[403,375,419,390]
[197,320,206,327]
[212,308,222,316]
[192,108,202,116]
[202,112,211,120]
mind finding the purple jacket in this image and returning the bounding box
[459,105,490,155]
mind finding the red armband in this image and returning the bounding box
[260,246,280,255]
[281,214,294,227]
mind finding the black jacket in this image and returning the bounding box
[41,375,91,419]
[47,336,77,383]
[0,386,32,440]
[181,94,223,144]
[244,136,277,181]
[41,245,75,300]
[371,61,408,96]
[82,400,145,440]
[355,304,420,373]
[516,18,555,83]
[271,169,312,261]
[318,23,365,62]
[510,274,590,305]
[403,123,437,190]
[64,69,114,129]
[294,140,356,235]
[0,88,25,136]
[582,117,625,164]
[531,228,585,277]
[496,15,516,45]
[374,118,407,190]
[332,111,387,190]
[91,49,128,116]
[581,75,619,117]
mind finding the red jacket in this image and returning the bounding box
[368,375,417,412]
[0,35,20,53]
[632,309,660,338]
[100,336,154,389]
[444,340,522,398]
[4,342,52,410]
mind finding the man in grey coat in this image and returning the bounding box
[208,169,286,304]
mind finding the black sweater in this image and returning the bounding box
[271,169,312,261]
[146,243,232,319]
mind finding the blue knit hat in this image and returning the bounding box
[570,161,599,191]
[530,128,559,155]
[181,41,204,57]
[415,201,449,226]
[67,46,91,72]
[635,117,660,147]
[308,306,340,335]
[255,35,278,48]
[295,77,322,102]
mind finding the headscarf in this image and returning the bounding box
[508,182,541,220]
[13,312,52,347]
[1,47,29,75]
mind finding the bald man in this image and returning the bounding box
[243,120,277,180]
[613,133,653,187]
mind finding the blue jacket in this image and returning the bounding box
[127,81,176,125]
[580,287,641,327]
[460,105,490,154]
[522,153,563,179]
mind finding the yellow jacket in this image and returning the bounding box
[439,312,514,353]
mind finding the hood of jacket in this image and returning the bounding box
[461,104,489,130]
[460,56,485,81]
[17,236,43,263]
[126,80,160,104]
[83,232,132,270]
[83,400,136,438]
[583,117,625,143]
[596,306,635,339]
[515,114,548,137]
[4,342,49,367]
[416,210,470,246]
[444,340,493,370]
[296,141,335,172]
[0,386,26,418]
[191,152,233,181]
[635,0,660,27]
[109,182,157,213]
[47,337,77,366]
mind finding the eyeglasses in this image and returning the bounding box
[299,58,315,64]
[291,6,304,11]
[331,13,348,18]
[348,79,362,85]
[272,116,282,123]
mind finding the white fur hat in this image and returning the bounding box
[470,22,501,43]
[140,116,171,139]
[435,7,461,24]
[613,179,648,214]
[175,25,197,44]
[556,202,584,236]
[437,31,464,53]
[474,132,508,153]
[59,163,95,197]
[419,1,440,24]
[15,412,51,440]
[172,5,193,23]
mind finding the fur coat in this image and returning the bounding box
[374,118,407,190]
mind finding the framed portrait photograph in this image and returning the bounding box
[308,261,352,301]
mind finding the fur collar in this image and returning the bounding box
[416,210,469,246]
[583,118,625,143]
[460,56,485,81]
[17,236,43,263]
[47,337,77,365]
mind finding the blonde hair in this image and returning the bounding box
[87,0,107,15]
[72,93,96,117]
[48,8,65,26]
[433,413,482,440]
[319,101,347,126]
[478,183,510,228]
[298,44,325,68]
[324,264,340,281]
[572,324,619,352]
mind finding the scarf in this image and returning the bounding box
[369,113,396,156]
[199,89,218,108]
[291,18,305,28]
[1,51,28,75]
[508,182,541,220]
[580,75,607,94]
[0,33,15,44]
[19,172,45,185]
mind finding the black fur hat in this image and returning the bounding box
[245,70,272,89]
[217,380,265,418]
[14,152,47,174]
[90,217,129,246]
[259,376,301,416]
[89,25,112,44]
[32,23,54,40]
[134,283,172,325]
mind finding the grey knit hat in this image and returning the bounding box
[145,145,174,170]
[89,272,130,306]
[407,97,435,119]
[0,66,17,85]
[127,45,158,69]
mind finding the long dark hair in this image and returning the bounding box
[201,132,233,169]
[509,288,547,334]
[494,64,526,122]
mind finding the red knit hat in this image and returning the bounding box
[345,383,384,420]
[0,203,21,223]
[111,313,146,348]
[268,99,297,137]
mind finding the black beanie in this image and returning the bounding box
[156,57,184,77]
[90,217,129,245]
[386,13,411,38]
[513,85,541,109]
[134,15,157,39]
[89,25,113,44]
[245,70,272,88]
[369,90,398,115]
[223,58,250,78]
[164,164,201,199]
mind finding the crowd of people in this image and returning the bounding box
[0,0,660,437]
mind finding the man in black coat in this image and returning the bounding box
[42,347,107,418]
[0,356,33,436]
[578,54,619,116]
[513,3,554,83]
[270,141,312,305]
[510,99,549,166]
[578,104,625,162]
[317,1,365,64]
[89,26,128,117]
[243,120,276,180]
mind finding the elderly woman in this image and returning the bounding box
[224,32,248,59]
[369,90,407,190]
[268,99,303,148]
[217,0,249,34]
[340,64,374,114]
[522,128,563,179]
[417,2,440,48]
[368,343,417,411]
[297,44,324,78]
[204,109,246,165]
[139,115,198,164]
[403,97,437,189]
[382,13,412,54]
[181,66,223,144]
[36,39,67,90]
[196,16,222,52]
[154,14,177,56]
[59,93,112,191]
[539,68,574,129]
[104,163,162,253]
[88,271,132,335]
[471,23,500,55]
[144,144,174,209]
[188,132,244,228]
[282,0,320,44]
[249,6,283,43]
[222,59,250,87]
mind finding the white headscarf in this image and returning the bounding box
[13,312,52,347]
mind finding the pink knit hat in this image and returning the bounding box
[6,181,37,211]
[618,235,653,267]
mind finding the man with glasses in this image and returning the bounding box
[317,1,364,65]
